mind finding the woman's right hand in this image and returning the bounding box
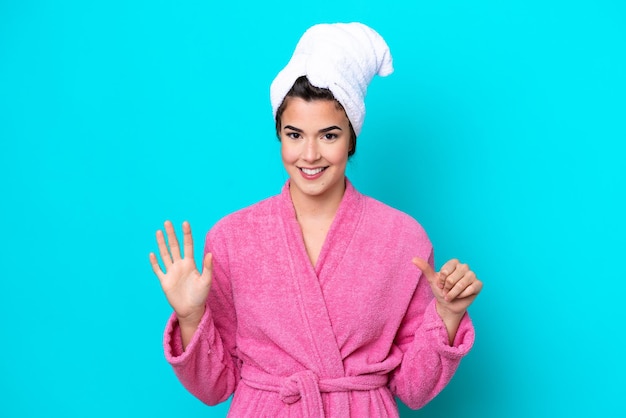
[149,221,213,331]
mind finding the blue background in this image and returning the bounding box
[1,0,624,416]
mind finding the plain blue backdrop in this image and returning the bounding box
[1,0,624,416]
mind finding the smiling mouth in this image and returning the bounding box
[300,167,327,175]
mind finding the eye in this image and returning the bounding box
[323,133,338,141]
[286,132,301,140]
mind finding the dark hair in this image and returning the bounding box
[275,76,357,157]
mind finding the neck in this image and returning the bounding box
[289,179,346,221]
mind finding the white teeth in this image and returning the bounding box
[301,167,324,175]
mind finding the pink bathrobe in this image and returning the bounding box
[164,180,474,417]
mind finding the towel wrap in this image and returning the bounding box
[270,22,394,135]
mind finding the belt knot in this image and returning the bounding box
[279,370,321,405]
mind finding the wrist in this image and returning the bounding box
[435,301,465,322]
[177,307,205,329]
[435,302,465,346]
[177,307,206,351]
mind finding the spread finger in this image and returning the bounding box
[165,221,182,261]
[156,229,172,268]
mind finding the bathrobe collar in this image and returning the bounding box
[277,177,364,378]
[279,177,364,278]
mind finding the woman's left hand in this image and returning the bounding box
[412,257,482,317]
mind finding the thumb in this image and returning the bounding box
[412,257,438,284]
[201,253,213,281]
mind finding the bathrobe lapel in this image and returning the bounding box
[315,181,363,286]
[278,180,363,379]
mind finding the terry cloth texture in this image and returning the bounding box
[164,179,474,417]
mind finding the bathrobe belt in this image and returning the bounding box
[241,367,389,417]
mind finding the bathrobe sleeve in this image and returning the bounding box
[163,225,241,406]
[388,250,475,409]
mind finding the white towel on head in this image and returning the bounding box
[270,22,394,135]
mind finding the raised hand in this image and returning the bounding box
[149,221,213,331]
[412,257,482,343]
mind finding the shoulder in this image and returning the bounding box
[363,195,428,236]
[358,193,432,253]
[206,194,280,244]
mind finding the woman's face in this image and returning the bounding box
[279,97,351,204]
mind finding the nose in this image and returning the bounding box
[302,138,320,162]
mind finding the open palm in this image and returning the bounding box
[149,221,212,325]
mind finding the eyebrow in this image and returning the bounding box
[283,125,343,133]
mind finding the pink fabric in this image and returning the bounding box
[164,180,475,417]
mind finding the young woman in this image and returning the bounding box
[150,22,482,417]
